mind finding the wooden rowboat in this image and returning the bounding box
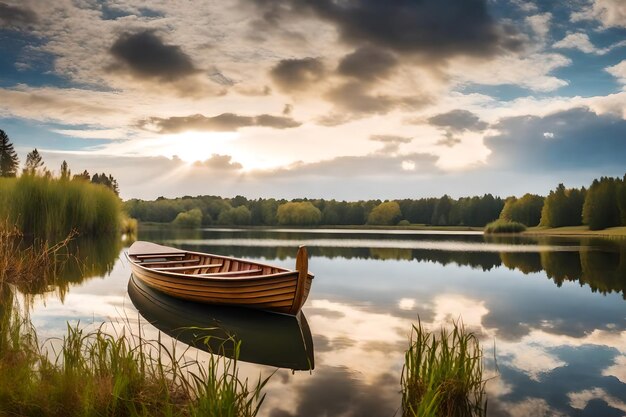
[128,274,314,370]
[126,241,314,315]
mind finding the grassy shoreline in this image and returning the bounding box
[522,225,626,237]
[138,222,626,237]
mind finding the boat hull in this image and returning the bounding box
[127,241,313,315]
[128,274,314,370]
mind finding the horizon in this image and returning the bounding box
[1,1,625,200]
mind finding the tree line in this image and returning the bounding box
[0,129,120,195]
[126,173,626,231]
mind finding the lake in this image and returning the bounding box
[17,227,626,417]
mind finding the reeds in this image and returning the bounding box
[0,219,75,293]
[401,319,488,417]
[0,289,268,417]
[484,219,527,234]
[0,176,122,238]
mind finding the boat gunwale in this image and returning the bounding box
[126,244,315,282]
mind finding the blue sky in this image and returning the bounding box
[0,0,624,200]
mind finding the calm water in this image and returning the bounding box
[16,227,626,416]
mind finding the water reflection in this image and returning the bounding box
[128,275,314,371]
[9,226,626,417]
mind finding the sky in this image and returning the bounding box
[0,0,625,201]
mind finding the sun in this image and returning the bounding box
[153,131,239,164]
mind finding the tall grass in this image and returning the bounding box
[0,287,269,417]
[0,176,121,238]
[401,320,488,417]
[484,219,527,234]
[0,220,75,294]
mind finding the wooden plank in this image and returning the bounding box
[136,253,185,259]
[153,263,223,271]
[196,269,262,277]
[140,259,200,266]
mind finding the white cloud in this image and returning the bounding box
[571,0,626,29]
[569,387,626,413]
[526,13,552,41]
[606,60,626,86]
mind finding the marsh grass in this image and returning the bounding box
[401,320,488,417]
[0,176,121,238]
[0,220,76,294]
[0,288,269,417]
[484,219,527,234]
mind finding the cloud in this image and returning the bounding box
[571,0,626,29]
[553,32,616,55]
[109,30,198,82]
[428,110,489,132]
[299,0,523,59]
[485,107,626,170]
[0,2,37,29]
[337,46,398,81]
[263,152,439,178]
[139,113,302,133]
[0,86,119,125]
[192,154,243,170]
[606,60,626,85]
[324,81,430,118]
[269,57,326,92]
[369,134,413,154]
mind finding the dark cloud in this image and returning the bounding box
[252,0,522,59]
[0,2,37,29]
[337,46,398,81]
[325,81,429,117]
[428,109,489,132]
[140,112,301,133]
[436,133,462,147]
[370,135,413,154]
[282,103,293,115]
[109,31,197,81]
[485,107,626,170]
[193,154,242,170]
[269,57,326,92]
[369,135,412,144]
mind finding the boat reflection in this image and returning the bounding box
[127,275,315,371]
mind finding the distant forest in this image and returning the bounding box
[124,173,626,231]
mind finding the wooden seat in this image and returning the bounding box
[153,263,223,271]
[196,269,263,277]
[136,253,186,260]
[140,259,199,266]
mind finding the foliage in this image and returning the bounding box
[218,206,252,225]
[0,175,121,238]
[401,319,488,417]
[540,184,585,227]
[23,148,46,176]
[172,208,203,228]
[583,177,622,230]
[500,194,544,226]
[367,201,402,225]
[276,202,321,225]
[60,160,71,181]
[91,172,120,196]
[0,289,269,417]
[0,129,19,177]
[431,195,453,226]
[484,219,526,234]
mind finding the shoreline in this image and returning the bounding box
[137,222,626,237]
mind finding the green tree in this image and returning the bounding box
[583,177,621,230]
[367,201,402,225]
[172,208,203,228]
[431,195,453,225]
[217,206,252,225]
[501,194,544,226]
[23,148,45,176]
[276,202,321,225]
[91,172,120,196]
[60,160,71,181]
[0,129,19,177]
